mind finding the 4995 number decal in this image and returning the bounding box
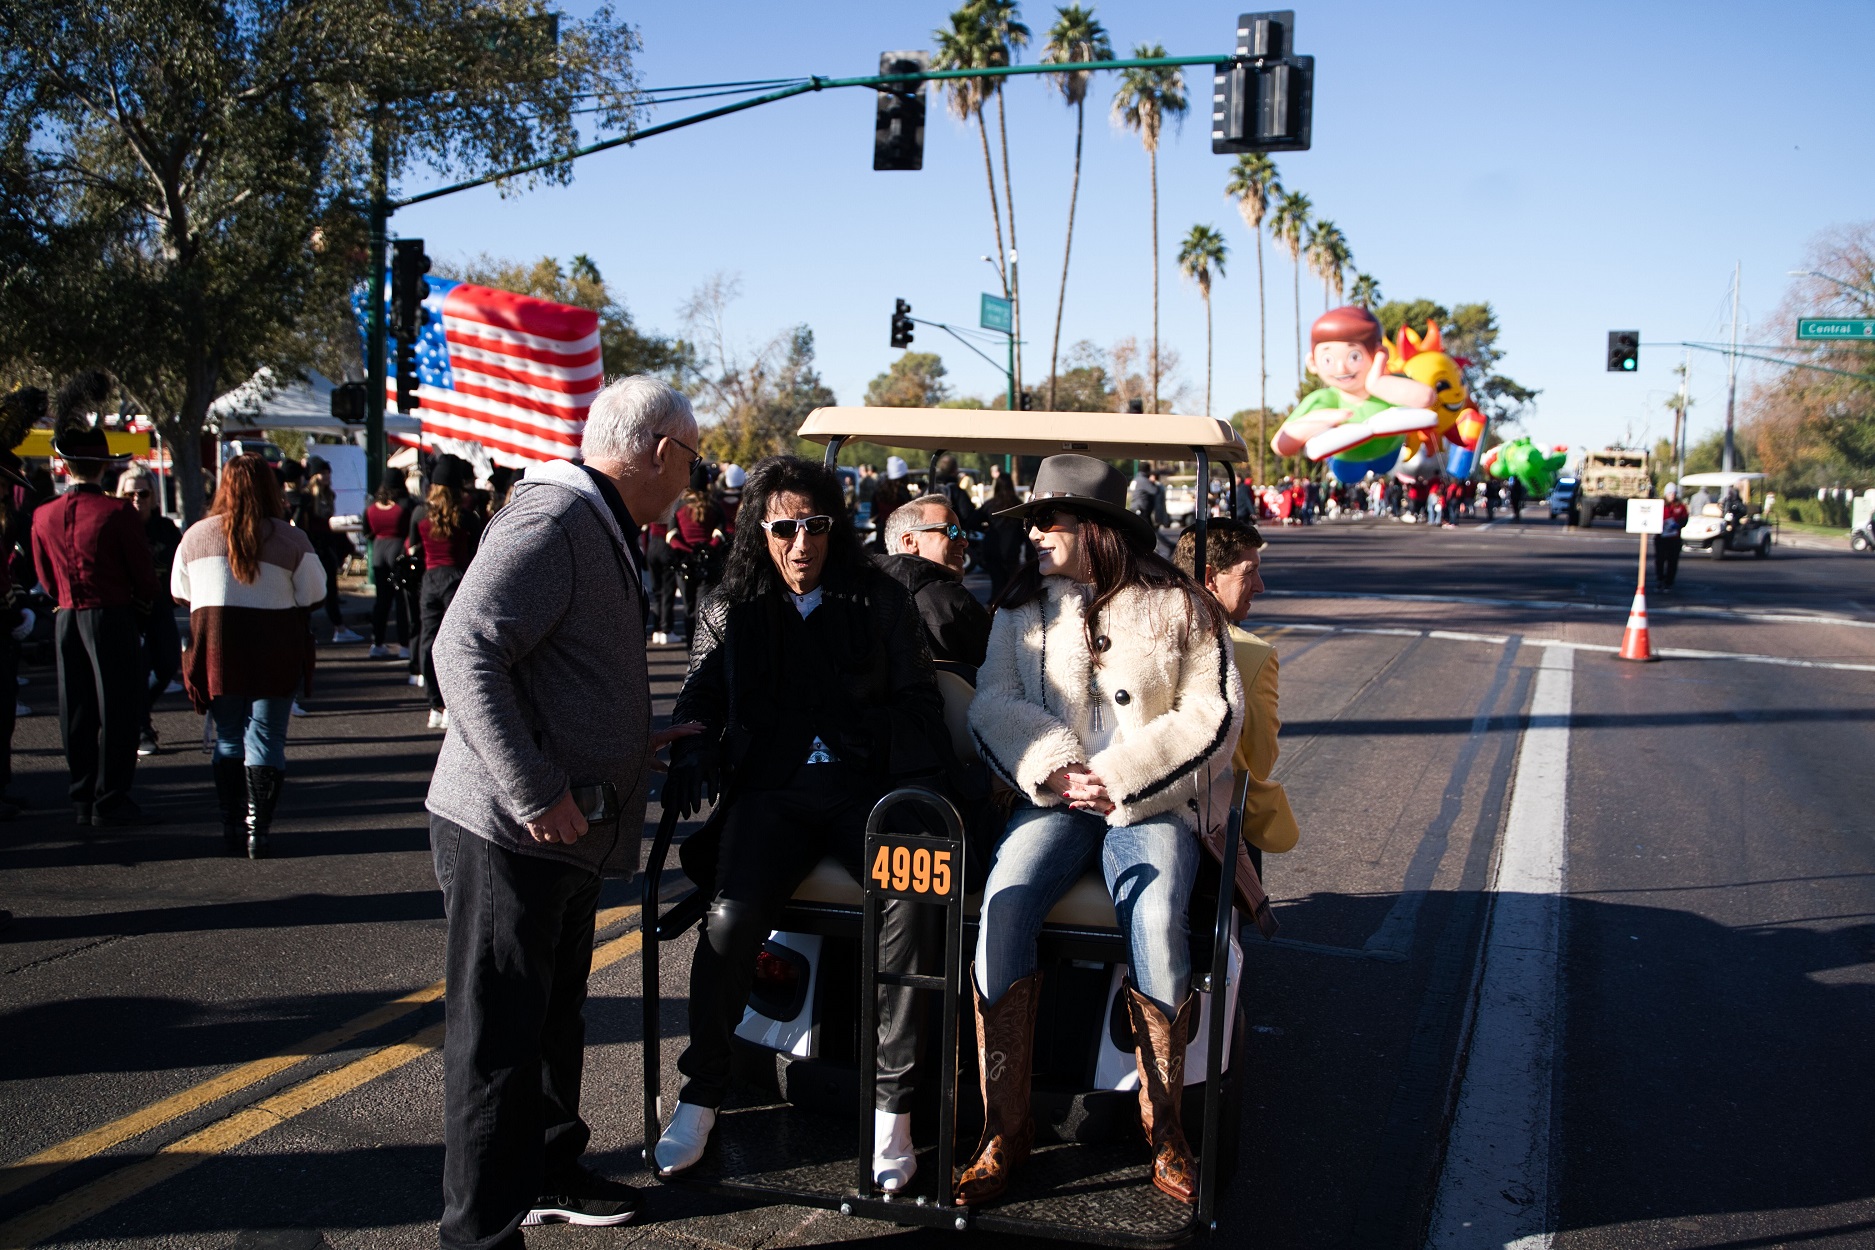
[865,836,958,901]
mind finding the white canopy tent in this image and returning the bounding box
[209,368,422,439]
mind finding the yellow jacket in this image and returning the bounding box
[1230,626,1300,853]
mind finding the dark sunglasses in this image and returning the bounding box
[1028,507,1083,533]
[761,515,834,542]
[908,521,965,540]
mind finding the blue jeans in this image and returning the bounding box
[210,695,292,769]
[974,804,1198,1015]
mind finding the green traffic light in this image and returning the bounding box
[1624,359,1635,370]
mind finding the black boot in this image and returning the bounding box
[213,757,246,855]
[245,766,283,860]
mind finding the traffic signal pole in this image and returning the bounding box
[365,110,389,492]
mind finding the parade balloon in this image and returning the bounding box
[1271,306,1438,476]
[1481,437,1568,498]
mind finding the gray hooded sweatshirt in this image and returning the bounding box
[425,459,649,877]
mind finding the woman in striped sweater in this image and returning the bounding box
[172,455,325,858]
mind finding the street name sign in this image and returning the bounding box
[1797,318,1875,341]
[980,293,1013,334]
[1626,498,1665,534]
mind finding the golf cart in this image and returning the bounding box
[1680,471,1774,558]
[640,407,1267,1246]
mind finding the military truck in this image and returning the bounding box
[1574,447,1652,525]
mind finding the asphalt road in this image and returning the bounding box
[1,512,1870,1250]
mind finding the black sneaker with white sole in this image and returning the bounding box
[522,1191,638,1227]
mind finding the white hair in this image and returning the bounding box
[581,376,695,464]
[883,494,953,549]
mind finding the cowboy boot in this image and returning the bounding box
[954,971,1041,1206]
[245,766,283,860]
[212,756,246,855]
[1124,985,1198,1204]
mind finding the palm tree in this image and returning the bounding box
[1177,224,1228,416]
[1268,190,1312,387]
[1112,45,1187,414]
[1224,153,1280,479]
[1307,220,1350,309]
[1348,271,1382,310]
[934,8,1010,303]
[977,0,1031,395]
[1041,5,1111,411]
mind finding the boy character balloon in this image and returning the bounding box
[1271,306,1439,484]
[1390,321,1487,477]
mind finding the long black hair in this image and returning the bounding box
[995,506,1226,650]
[714,455,866,603]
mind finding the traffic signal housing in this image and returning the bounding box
[1213,11,1314,154]
[873,52,928,171]
[330,381,368,425]
[391,238,432,342]
[395,340,421,412]
[890,299,914,349]
[1607,330,1639,373]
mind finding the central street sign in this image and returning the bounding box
[980,293,1013,334]
[1797,318,1875,341]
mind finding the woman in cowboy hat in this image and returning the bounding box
[960,453,1245,1207]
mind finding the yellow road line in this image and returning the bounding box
[0,903,638,1201]
[0,926,645,1249]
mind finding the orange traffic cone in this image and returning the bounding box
[1617,587,1656,661]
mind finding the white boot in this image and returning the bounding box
[871,1108,916,1192]
[654,1102,716,1176]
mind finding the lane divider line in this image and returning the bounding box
[1261,587,1875,630]
[0,904,638,1203]
[0,926,645,1249]
[1260,622,1875,674]
[1425,645,1572,1249]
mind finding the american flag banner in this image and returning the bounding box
[353,276,603,466]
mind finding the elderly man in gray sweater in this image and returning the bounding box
[427,376,699,1247]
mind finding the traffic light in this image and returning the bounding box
[395,339,421,412]
[1607,330,1639,372]
[391,238,432,342]
[873,52,928,171]
[1020,391,1033,411]
[1212,12,1314,154]
[330,381,368,425]
[890,298,914,349]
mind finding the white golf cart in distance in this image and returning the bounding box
[640,407,1269,1247]
[1680,471,1775,558]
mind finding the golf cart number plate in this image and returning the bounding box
[864,834,959,902]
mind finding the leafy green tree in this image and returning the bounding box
[1268,191,1312,387]
[1177,225,1227,417]
[1348,272,1382,311]
[0,0,639,520]
[445,252,689,381]
[1306,219,1349,310]
[1047,340,1117,412]
[865,352,951,407]
[1112,44,1186,415]
[1224,153,1280,477]
[1041,4,1111,411]
[1376,298,1449,340]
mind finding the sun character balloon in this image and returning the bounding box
[1481,437,1569,498]
[1272,306,1439,483]
[1392,320,1489,476]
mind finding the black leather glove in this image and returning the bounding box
[661,737,721,818]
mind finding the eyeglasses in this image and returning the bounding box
[908,521,965,540]
[1028,507,1082,533]
[761,515,834,542]
[123,489,152,498]
[663,433,702,472]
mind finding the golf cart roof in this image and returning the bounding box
[797,407,1250,464]
[1678,471,1765,487]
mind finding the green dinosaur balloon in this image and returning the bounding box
[1483,437,1568,498]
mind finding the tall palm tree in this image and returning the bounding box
[1224,153,1280,479]
[1308,219,1350,309]
[1349,271,1382,310]
[934,8,1009,302]
[1177,224,1228,417]
[977,0,1031,395]
[1268,190,1312,387]
[1041,5,1111,411]
[1112,44,1187,414]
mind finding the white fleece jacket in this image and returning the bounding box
[968,576,1243,833]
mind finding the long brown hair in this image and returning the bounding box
[994,508,1225,652]
[426,483,461,540]
[209,454,285,584]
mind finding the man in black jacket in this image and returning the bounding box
[876,496,991,670]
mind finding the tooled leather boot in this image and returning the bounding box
[212,756,247,855]
[1124,985,1198,1204]
[954,971,1041,1206]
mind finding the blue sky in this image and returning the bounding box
[394,0,1875,457]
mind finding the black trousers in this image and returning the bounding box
[1655,535,1683,588]
[0,635,16,793]
[370,561,411,647]
[433,816,602,1250]
[56,606,143,812]
[419,567,465,711]
[316,536,347,626]
[645,542,677,635]
[139,604,181,733]
[679,764,930,1112]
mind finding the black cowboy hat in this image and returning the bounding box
[430,454,473,492]
[51,422,129,465]
[994,453,1157,546]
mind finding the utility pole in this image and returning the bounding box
[365,106,389,492]
[1722,261,1740,473]
[1675,348,1690,482]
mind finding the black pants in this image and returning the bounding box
[139,604,181,734]
[56,606,143,812]
[370,562,411,647]
[0,635,16,793]
[677,562,715,648]
[317,536,347,627]
[646,542,677,635]
[679,764,930,1112]
[433,816,602,1250]
[420,567,465,711]
[1655,535,1683,588]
